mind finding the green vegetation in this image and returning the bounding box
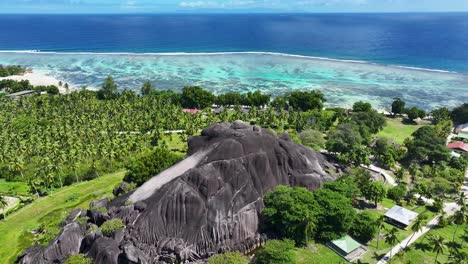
[253,239,297,264]
[0,65,27,77]
[124,147,182,186]
[298,129,325,150]
[392,223,468,264]
[262,185,318,245]
[451,103,468,124]
[262,186,357,243]
[294,243,345,264]
[0,79,59,94]
[0,171,124,264]
[65,254,93,264]
[0,179,29,196]
[100,218,125,236]
[375,117,424,144]
[208,252,248,264]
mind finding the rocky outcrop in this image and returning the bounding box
[19,121,338,264]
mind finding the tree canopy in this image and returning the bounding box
[262,185,318,245]
[286,90,326,111]
[253,239,296,264]
[181,86,216,109]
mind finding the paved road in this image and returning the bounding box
[361,164,397,186]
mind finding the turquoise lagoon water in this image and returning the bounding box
[0,51,467,110]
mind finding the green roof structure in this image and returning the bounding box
[327,235,367,261]
[455,133,468,140]
[331,235,361,254]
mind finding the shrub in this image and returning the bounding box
[349,211,377,243]
[387,185,407,204]
[208,252,248,264]
[124,147,182,186]
[65,192,80,203]
[65,254,92,264]
[100,218,125,236]
[298,129,325,150]
[253,239,296,264]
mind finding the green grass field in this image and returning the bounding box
[0,171,124,264]
[360,201,436,264]
[0,179,30,196]
[375,118,426,144]
[392,223,467,264]
[295,243,347,264]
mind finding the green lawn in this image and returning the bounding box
[360,202,436,264]
[0,170,124,264]
[295,243,348,264]
[392,223,467,264]
[0,179,30,196]
[375,118,426,144]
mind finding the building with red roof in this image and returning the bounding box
[183,108,200,114]
[447,141,468,153]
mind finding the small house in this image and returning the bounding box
[455,123,468,134]
[327,235,367,262]
[385,205,418,229]
[183,108,200,115]
[447,141,468,154]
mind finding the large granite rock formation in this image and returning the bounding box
[19,121,338,264]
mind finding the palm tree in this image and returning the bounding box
[449,207,467,244]
[385,227,399,263]
[455,193,466,208]
[448,248,468,264]
[0,196,8,220]
[405,213,428,249]
[376,215,386,249]
[429,235,447,264]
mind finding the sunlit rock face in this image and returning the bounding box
[19,121,337,264]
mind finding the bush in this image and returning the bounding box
[124,147,182,186]
[208,252,248,264]
[387,185,407,204]
[349,211,377,243]
[100,218,125,236]
[253,239,296,264]
[298,129,325,150]
[65,254,92,264]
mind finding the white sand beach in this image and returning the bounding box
[0,70,69,93]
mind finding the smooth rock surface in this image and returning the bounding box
[19,122,337,263]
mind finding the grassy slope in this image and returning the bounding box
[0,179,30,196]
[375,118,425,144]
[0,171,124,264]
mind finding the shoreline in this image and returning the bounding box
[0,71,68,93]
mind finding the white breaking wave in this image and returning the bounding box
[0,50,459,74]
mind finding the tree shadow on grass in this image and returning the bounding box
[413,242,431,252]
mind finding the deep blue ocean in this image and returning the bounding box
[0,13,468,72]
[0,13,467,109]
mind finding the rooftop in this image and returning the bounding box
[6,90,35,97]
[455,133,468,140]
[447,141,468,152]
[385,205,418,226]
[330,235,362,254]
